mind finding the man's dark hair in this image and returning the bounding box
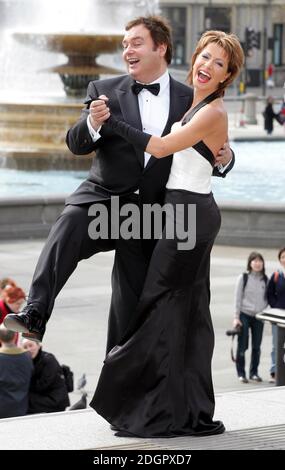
[0,327,16,343]
[125,15,173,64]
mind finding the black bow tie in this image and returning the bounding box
[132,82,160,96]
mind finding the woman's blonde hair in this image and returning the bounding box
[188,30,244,95]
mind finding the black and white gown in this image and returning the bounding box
[90,92,225,438]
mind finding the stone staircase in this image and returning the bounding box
[1,387,285,450]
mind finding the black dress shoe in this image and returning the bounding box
[110,424,119,432]
[4,308,45,343]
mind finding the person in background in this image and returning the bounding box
[233,252,268,383]
[0,285,25,346]
[22,339,70,414]
[0,326,33,419]
[263,96,278,135]
[278,98,285,130]
[267,246,285,383]
[0,285,26,325]
[0,277,17,299]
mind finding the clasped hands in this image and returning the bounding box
[89,95,232,167]
[89,95,110,131]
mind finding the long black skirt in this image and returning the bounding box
[90,189,224,438]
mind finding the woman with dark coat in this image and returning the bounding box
[263,96,277,135]
[22,339,70,414]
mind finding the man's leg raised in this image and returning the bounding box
[4,203,114,341]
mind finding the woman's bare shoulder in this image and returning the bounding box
[209,99,227,118]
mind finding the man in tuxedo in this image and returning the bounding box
[5,16,234,352]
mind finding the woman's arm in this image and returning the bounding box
[106,105,224,158]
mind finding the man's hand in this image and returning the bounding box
[89,95,110,131]
[215,141,233,167]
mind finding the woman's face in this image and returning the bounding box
[250,257,264,273]
[22,339,41,359]
[7,298,24,313]
[192,42,230,92]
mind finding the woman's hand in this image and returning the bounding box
[233,318,242,328]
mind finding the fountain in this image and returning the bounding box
[12,32,124,97]
[0,0,159,170]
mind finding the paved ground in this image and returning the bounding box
[0,240,279,402]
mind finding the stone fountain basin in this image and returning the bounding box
[13,32,124,56]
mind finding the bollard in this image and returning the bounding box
[256,308,285,386]
[244,93,258,124]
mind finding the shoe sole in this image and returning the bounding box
[4,317,42,343]
[22,332,43,343]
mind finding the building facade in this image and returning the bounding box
[160,0,285,87]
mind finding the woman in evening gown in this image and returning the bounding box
[90,30,244,438]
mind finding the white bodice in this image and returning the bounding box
[166,122,213,194]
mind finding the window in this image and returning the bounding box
[161,7,187,66]
[273,24,283,66]
[204,7,231,33]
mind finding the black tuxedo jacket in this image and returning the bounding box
[66,74,233,206]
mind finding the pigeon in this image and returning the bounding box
[69,391,87,410]
[77,373,87,390]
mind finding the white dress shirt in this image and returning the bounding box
[136,70,170,167]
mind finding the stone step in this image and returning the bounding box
[1,387,285,450]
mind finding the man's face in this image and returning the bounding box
[122,24,167,83]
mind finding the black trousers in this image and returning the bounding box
[27,196,149,352]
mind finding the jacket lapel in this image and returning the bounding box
[144,76,193,172]
[116,78,145,168]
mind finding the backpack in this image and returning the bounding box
[61,364,74,393]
